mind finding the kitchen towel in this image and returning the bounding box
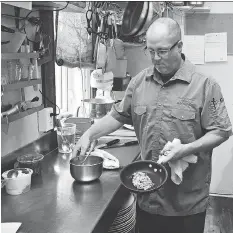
[168,154,197,185]
[90,148,120,169]
[158,139,198,185]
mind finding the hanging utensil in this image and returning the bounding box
[137,1,154,36]
[121,1,149,37]
[112,14,118,39]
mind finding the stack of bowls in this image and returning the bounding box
[108,193,136,233]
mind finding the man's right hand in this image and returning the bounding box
[72,132,91,157]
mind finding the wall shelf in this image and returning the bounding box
[174,6,210,13]
[2,79,42,91]
[1,105,44,124]
[32,1,85,13]
[2,53,39,60]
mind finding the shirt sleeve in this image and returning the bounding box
[109,74,139,125]
[201,78,232,138]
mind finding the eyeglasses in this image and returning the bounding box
[144,40,180,58]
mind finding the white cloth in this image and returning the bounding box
[90,148,120,169]
[168,154,197,185]
[158,138,198,185]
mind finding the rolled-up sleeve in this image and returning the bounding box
[110,75,138,125]
[201,78,232,138]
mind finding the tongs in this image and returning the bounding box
[80,139,98,164]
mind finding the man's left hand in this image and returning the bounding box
[157,138,187,164]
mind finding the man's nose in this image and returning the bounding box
[153,52,161,60]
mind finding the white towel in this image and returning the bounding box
[158,139,198,185]
[168,154,197,185]
[90,148,120,169]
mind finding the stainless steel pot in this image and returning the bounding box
[82,98,115,119]
[121,1,149,36]
[70,156,104,182]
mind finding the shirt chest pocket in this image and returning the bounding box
[170,108,196,142]
[171,109,195,121]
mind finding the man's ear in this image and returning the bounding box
[178,41,183,53]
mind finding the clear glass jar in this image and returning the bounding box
[15,62,22,82]
[1,60,8,85]
[28,63,35,80]
[7,60,16,84]
[21,64,29,81]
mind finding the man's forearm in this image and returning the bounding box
[183,130,229,157]
[85,115,124,141]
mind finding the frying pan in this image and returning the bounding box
[120,160,168,194]
[121,1,149,37]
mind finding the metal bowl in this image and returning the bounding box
[82,98,115,119]
[70,156,104,182]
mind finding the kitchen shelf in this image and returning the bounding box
[32,1,85,13]
[2,79,42,91]
[174,6,210,13]
[1,53,39,60]
[1,105,44,124]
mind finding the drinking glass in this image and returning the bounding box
[57,123,76,153]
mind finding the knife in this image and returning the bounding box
[95,139,120,149]
[98,140,138,149]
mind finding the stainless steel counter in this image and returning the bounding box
[1,144,140,233]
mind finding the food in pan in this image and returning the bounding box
[132,171,155,190]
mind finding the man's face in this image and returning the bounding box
[146,36,182,75]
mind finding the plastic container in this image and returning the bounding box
[2,168,33,195]
[15,153,44,175]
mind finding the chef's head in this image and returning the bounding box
[146,18,183,75]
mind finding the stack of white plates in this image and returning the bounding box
[108,193,136,233]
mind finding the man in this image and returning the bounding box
[73,18,232,233]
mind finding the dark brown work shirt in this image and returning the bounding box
[110,56,232,216]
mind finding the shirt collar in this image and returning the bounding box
[145,54,195,84]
